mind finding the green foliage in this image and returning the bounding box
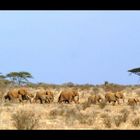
[128,67,140,76]
[6,71,33,85]
[104,81,109,85]
[0,73,6,79]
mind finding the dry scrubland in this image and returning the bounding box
[0,83,140,130]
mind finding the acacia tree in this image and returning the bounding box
[0,73,6,79]
[6,71,33,85]
[128,67,140,83]
[128,67,140,76]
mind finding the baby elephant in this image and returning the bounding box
[33,88,54,104]
[88,94,103,104]
[128,97,140,106]
[58,88,79,104]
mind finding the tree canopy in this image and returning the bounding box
[128,67,140,76]
[0,73,6,79]
[6,71,33,85]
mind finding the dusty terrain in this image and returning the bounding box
[0,84,140,130]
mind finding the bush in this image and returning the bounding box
[12,109,39,130]
[81,101,91,110]
[98,101,107,109]
[103,117,112,128]
[120,109,130,123]
[100,113,112,128]
[132,117,140,127]
[65,108,81,126]
[78,114,92,125]
[113,115,123,127]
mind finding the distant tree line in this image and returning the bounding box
[0,67,138,87]
[0,71,33,86]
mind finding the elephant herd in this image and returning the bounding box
[2,87,79,104]
[1,86,140,106]
[88,91,140,106]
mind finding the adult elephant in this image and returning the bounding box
[88,94,103,104]
[3,87,32,103]
[114,91,125,104]
[4,88,23,103]
[58,88,79,104]
[33,88,54,104]
[105,92,119,105]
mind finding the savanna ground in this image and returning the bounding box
[0,81,140,130]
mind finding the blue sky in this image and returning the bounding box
[0,11,140,85]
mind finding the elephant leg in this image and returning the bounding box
[39,98,43,104]
[112,101,116,106]
[65,100,69,104]
[58,96,62,103]
[50,97,53,103]
[59,99,63,103]
[11,97,17,103]
[19,95,23,103]
[4,95,10,102]
[74,97,79,104]
[46,98,50,103]
[116,99,120,105]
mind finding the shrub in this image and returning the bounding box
[49,108,65,119]
[100,113,112,128]
[113,115,123,127]
[98,101,107,109]
[81,101,91,110]
[100,113,108,119]
[75,112,97,126]
[12,109,39,130]
[120,109,130,123]
[132,117,140,127]
[103,117,112,128]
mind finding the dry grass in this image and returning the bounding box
[113,115,123,127]
[12,109,40,130]
[81,101,91,110]
[0,102,138,130]
[132,117,140,127]
[120,108,130,123]
[102,115,112,128]
[98,101,107,109]
[0,85,140,129]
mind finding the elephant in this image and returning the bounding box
[58,88,79,104]
[88,94,103,104]
[45,89,54,103]
[114,91,125,104]
[18,87,31,102]
[105,92,119,105]
[128,97,140,106]
[3,87,35,103]
[4,88,23,103]
[33,88,54,104]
